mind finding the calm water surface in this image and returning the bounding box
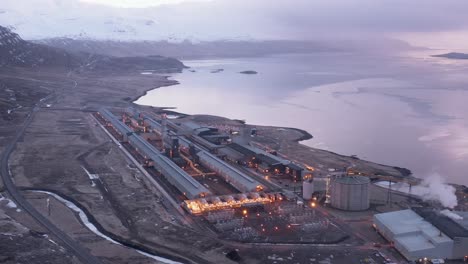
[136,52,468,185]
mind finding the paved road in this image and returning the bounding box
[0,98,103,264]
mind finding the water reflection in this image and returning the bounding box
[136,53,468,185]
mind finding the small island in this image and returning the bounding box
[239,70,258,74]
[432,52,468,60]
[210,68,224,73]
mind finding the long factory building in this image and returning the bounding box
[140,113,264,193]
[98,108,211,199]
[374,209,468,261]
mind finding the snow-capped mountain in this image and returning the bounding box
[0,25,185,71]
[0,0,252,42]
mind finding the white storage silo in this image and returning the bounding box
[302,179,314,200]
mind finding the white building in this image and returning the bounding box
[373,209,468,261]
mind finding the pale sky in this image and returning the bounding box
[1,0,468,50]
[79,0,212,8]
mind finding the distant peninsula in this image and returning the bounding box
[239,70,258,74]
[210,68,224,73]
[432,52,468,60]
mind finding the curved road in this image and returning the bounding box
[0,99,103,264]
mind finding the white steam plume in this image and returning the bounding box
[409,173,458,208]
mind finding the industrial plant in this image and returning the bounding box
[93,107,468,263]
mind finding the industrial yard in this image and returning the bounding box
[2,2,468,263]
[90,106,468,263]
[1,68,467,264]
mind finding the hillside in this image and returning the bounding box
[34,38,337,59]
[0,25,185,72]
[0,25,80,68]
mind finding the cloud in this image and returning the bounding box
[418,130,451,142]
[2,0,468,43]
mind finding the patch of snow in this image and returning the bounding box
[81,166,99,180]
[31,190,181,264]
[32,190,118,244]
[0,196,17,209]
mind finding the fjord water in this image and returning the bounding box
[136,52,468,185]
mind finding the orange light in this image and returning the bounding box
[311,202,316,208]
[242,209,248,215]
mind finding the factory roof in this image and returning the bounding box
[375,209,452,246]
[128,133,210,199]
[229,143,289,165]
[229,143,257,156]
[182,121,217,135]
[101,109,210,199]
[285,162,304,171]
[453,211,468,231]
[396,234,438,251]
[143,116,162,130]
[197,150,260,192]
[374,209,451,243]
[218,147,244,160]
[413,207,468,239]
[99,108,133,135]
[333,175,370,185]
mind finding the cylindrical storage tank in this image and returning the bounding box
[330,176,370,211]
[302,179,314,200]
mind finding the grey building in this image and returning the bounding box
[374,209,468,261]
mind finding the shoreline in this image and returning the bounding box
[132,78,414,178]
[130,76,180,103]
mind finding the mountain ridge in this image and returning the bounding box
[0,25,185,72]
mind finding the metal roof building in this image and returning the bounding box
[374,209,468,261]
[98,108,133,138]
[139,114,262,193]
[197,150,263,193]
[99,109,211,199]
[143,116,162,132]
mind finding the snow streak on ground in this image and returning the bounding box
[32,190,182,264]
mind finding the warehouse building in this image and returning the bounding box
[197,150,264,193]
[138,115,264,193]
[98,109,211,199]
[98,108,133,141]
[374,209,468,261]
[227,143,304,179]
